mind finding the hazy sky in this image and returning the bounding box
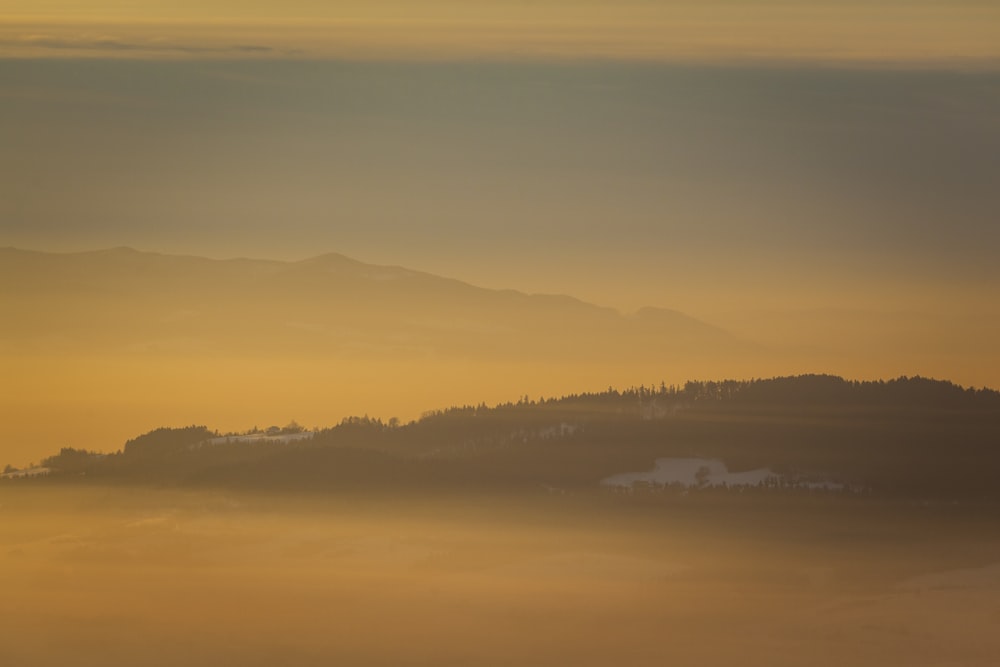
[2,5,999,317]
[3,1,1000,63]
[3,1,999,317]
[3,57,998,314]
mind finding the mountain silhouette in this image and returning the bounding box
[1,247,749,362]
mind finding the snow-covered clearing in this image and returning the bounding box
[205,432,314,446]
[601,457,845,491]
[0,467,51,480]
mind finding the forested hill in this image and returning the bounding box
[8,375,1000,500]
[675,374,1000,408]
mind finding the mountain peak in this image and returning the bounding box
[297,252,359,266]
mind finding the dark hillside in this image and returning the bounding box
[16,375,1000,501]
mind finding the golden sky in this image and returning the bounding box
[2,1,999,64]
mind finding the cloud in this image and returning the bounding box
[4,34,281,56]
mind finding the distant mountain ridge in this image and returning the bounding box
[0,246,746,361]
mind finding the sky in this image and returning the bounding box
[3,1,1000,63]
[3,58,998,314]
[2,1,1000,460]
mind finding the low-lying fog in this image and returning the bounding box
[1,486,997,666]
